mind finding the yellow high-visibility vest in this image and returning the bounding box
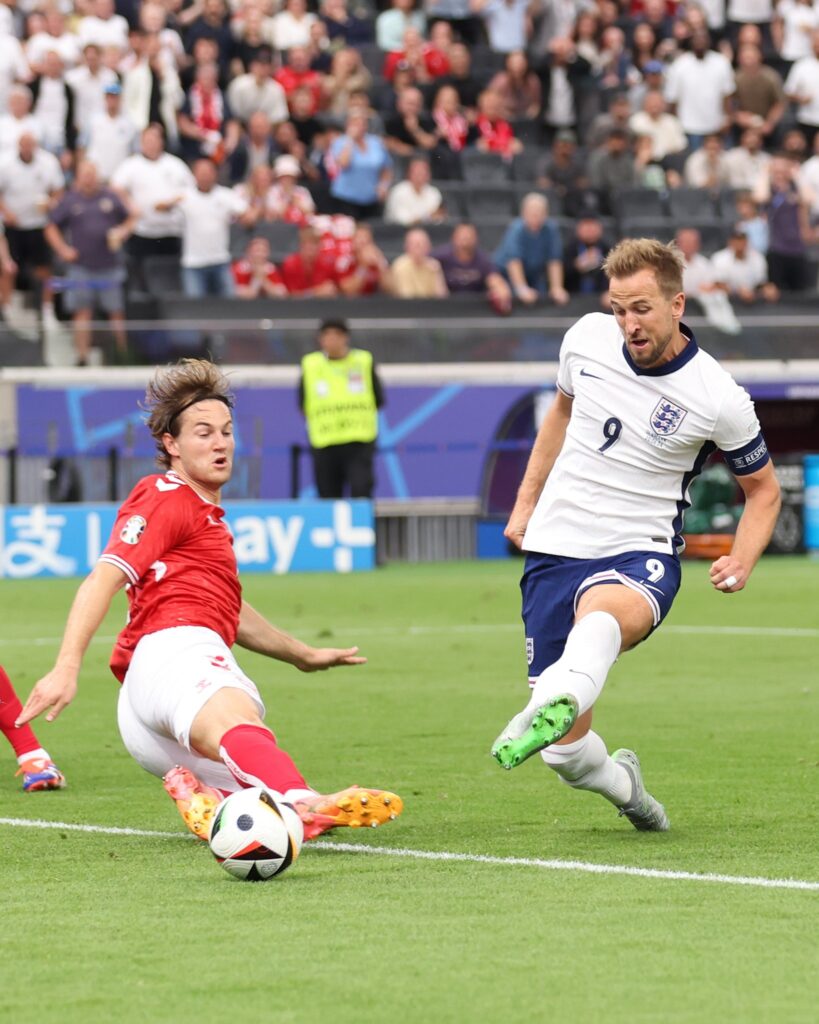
[301,349,378,448]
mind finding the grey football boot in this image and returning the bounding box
[612,748,670,832]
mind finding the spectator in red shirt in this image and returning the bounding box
[383,27,451,83]
[475,89,523,159]
[338,223,392,295]
[280,225,339,295]
[232,236,288,298]
[275,45,324,116]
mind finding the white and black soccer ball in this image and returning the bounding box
[208,787,304,882]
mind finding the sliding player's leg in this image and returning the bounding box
[0,665,65,791]
[190,687,403,840]
[119,628,402,840]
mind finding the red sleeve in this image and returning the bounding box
[99,476,193,585]
[280,254,304,293]
[232,260,251,286]
[383,51,402,82]
[266,263,284,286]
[425,49,450,78]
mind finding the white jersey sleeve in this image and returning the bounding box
[712,382,770,476]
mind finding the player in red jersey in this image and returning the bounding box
[17,359,402,840]
[0,664,65,791]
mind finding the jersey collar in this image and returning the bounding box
[621,323,699,377]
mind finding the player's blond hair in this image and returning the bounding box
[144,359,234,469]
[602,238,685,298]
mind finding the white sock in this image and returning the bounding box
[528,611,621,715]
[541,731,632,806]
[18,747,50,766]
[283,787,318,804]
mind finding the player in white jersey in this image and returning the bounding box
[491,238,781,830]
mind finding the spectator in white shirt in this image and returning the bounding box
[772,0,819,63]
[26,10,81,73]
[711,226,779,302]
[797,129,819,215]
[0,133,64,321]
[111,124,194,283]
[273,0,318,51]
[65,43,118,138]
[31,51,76,167]
[684,132,732,188]
[0,29,30,114]
[139,3,185,72]
[81,82,139,182]
[629,90,687,165]
[227,46,289,127]
[384,157,444,225]
[784,29,819,146]
[664,28,734,148]
[676,225,741,333]
[376,0,426,52]
[0,86,42,158]
[78,0,130,56]
[723,126,771,191]
[159,158,252,298]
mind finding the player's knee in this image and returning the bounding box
[189,689,268,759]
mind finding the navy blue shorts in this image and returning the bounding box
[520,550,682,683]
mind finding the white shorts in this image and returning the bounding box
[116,626,265,790]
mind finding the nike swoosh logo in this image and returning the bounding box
[579,368,604,379]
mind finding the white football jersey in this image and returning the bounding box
[522,313,769,559]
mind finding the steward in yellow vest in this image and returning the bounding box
[298,318,384,498]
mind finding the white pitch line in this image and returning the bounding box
[1,624,818,648]
[1,816,816,892]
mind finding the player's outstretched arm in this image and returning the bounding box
[16,562,128,725]
[709,461,781,593]
[236,600,367,672]
[505,390,573,549]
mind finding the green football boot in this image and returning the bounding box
[613,748,670,832]
[491,695,578,770]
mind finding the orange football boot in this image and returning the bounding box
[293,786,403,840]
[163,765,223,840]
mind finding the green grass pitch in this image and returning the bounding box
[0,558,816,1024]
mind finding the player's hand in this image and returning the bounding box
[16,668,78,725]
[709,555,747,593]
[504,506,531,550]
[295,646,368,672]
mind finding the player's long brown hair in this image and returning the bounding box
[602,238,685,298]
[143,359,234,469]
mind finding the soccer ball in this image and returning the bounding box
[208,787,304,881]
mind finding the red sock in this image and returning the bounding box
[0,665,42,760]
[218,724,310,795]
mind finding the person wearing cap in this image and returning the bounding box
[267,154,316,223]
[299,319,385,500]
[227,46,289,127]
[711,227,780,304]
[80,81,139,182]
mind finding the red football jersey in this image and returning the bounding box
[99,472,242,682]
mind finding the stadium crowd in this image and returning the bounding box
[1,0,819,361]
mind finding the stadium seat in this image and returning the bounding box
[461,149,513,183]
[513,183,562,217]
[510,120,543,148]
[358,43,386,77]
[618,217,675,243]
[471,217,514,252]
[717,188,742,223]
[142,256,183,296]
[436,182,469,219]
[613,188,666,222]
[465,185,518,219]
[371,220,410,259]
[667,188,719,222]
[510,148,542,183]
[685,220,730,254]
